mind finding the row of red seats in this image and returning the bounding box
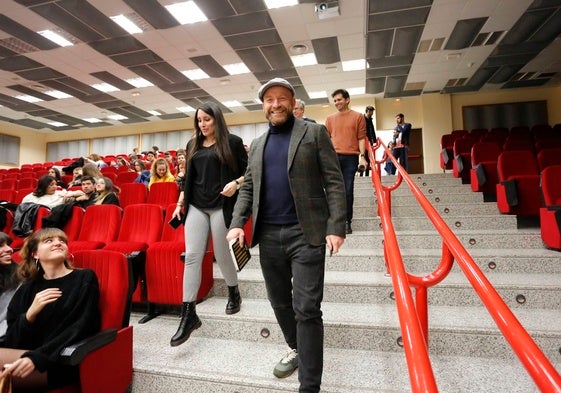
[440,124,561,173]
[470,145,561,194]
[0,177,39,191]
[0,176,180,210]
[3,199,253,323]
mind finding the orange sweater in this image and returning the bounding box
[325,110,366,155]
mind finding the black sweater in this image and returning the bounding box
[5,269,101,387]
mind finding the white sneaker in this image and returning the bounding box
[273,348,298,378]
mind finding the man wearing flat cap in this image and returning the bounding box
[227,77,346,393]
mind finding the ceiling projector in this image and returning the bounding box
[315,1,340,19]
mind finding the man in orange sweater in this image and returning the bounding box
[325,89,367,234]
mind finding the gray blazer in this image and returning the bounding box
[230,118,346,247]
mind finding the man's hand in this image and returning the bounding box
[326,235,344,255]
[226,228,246,247]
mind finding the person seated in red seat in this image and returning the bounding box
[174,150,187,189]
[164,151,177,175]
[0,232,19,342]
[94,176,120,206]
[0,228,101,391]
[22,176,79,209]
[148,158,175,190]
[47,167,67,189]
[66,167,83,189]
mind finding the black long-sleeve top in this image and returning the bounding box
[5,269,101,387]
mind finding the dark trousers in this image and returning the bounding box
[258,223,326,393]
[393,146,409,171]
[337,154,358,223]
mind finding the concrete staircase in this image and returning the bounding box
[131,173,561,392]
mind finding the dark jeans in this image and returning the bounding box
[393,146,409,171]
[337,154,358,222]
[258,223,326,393]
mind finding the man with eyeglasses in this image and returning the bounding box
[293,99,316,123]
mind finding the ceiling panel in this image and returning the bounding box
[0,0,559,131]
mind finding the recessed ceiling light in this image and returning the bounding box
[309,91,327,99]
[44,90,73,99]
[223,100,242,108]
[92,83,120,93]
[131,92,140,97]
[107,114,127,120]
[342,59,366,71]
[265,0,298,9]
[48,121,67,127]
[223,63,250,75]
[165,1,207,25]
[290,53,318,67]
[181,69,210,80]
[126,78,153,88]
[83,118,102,123]
[147,110,161,116]
[347,87,365,95]
[110,14,143,34]
[177,106,196,113]
[37,30,73,47]
[15,95,43,103]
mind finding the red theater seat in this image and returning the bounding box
[48,250,134,393]
[141,204,213,323]
[439,134,455,170]
[452,136,476,182]
[496,150,541,216]
[537,147,561,172]
[540,165,561,250]
[103,204,165,304]
[63,206,86,242]
[147,181,179,209]
[68,204,122,252]
[470,142,502,194]
[116,171,140,186]
[118,182,148,208]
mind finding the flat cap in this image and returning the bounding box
[258,78,295,101]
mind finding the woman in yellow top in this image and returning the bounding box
[148,158,175,190]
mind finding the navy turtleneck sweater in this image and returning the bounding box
[260,115,298,225]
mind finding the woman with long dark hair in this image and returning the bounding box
[170,101,247,347]
[0,228,101,391]
[21,175,78,209]
[0,232,19,342]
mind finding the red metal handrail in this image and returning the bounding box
[367,140,561,392]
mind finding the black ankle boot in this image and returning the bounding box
[225,285,241,315]
[170,302,201,347]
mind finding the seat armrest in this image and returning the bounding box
[59,329,118,366]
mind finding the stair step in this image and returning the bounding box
[247,247,561,274]
[350,214,518,231]
[212,269,561,310]
[342,229,545,249]
[131,311,557,392]
[355,191,485,206]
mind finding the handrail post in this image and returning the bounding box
[415,285,429,345]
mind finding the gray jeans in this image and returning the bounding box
[182,204,238,302]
